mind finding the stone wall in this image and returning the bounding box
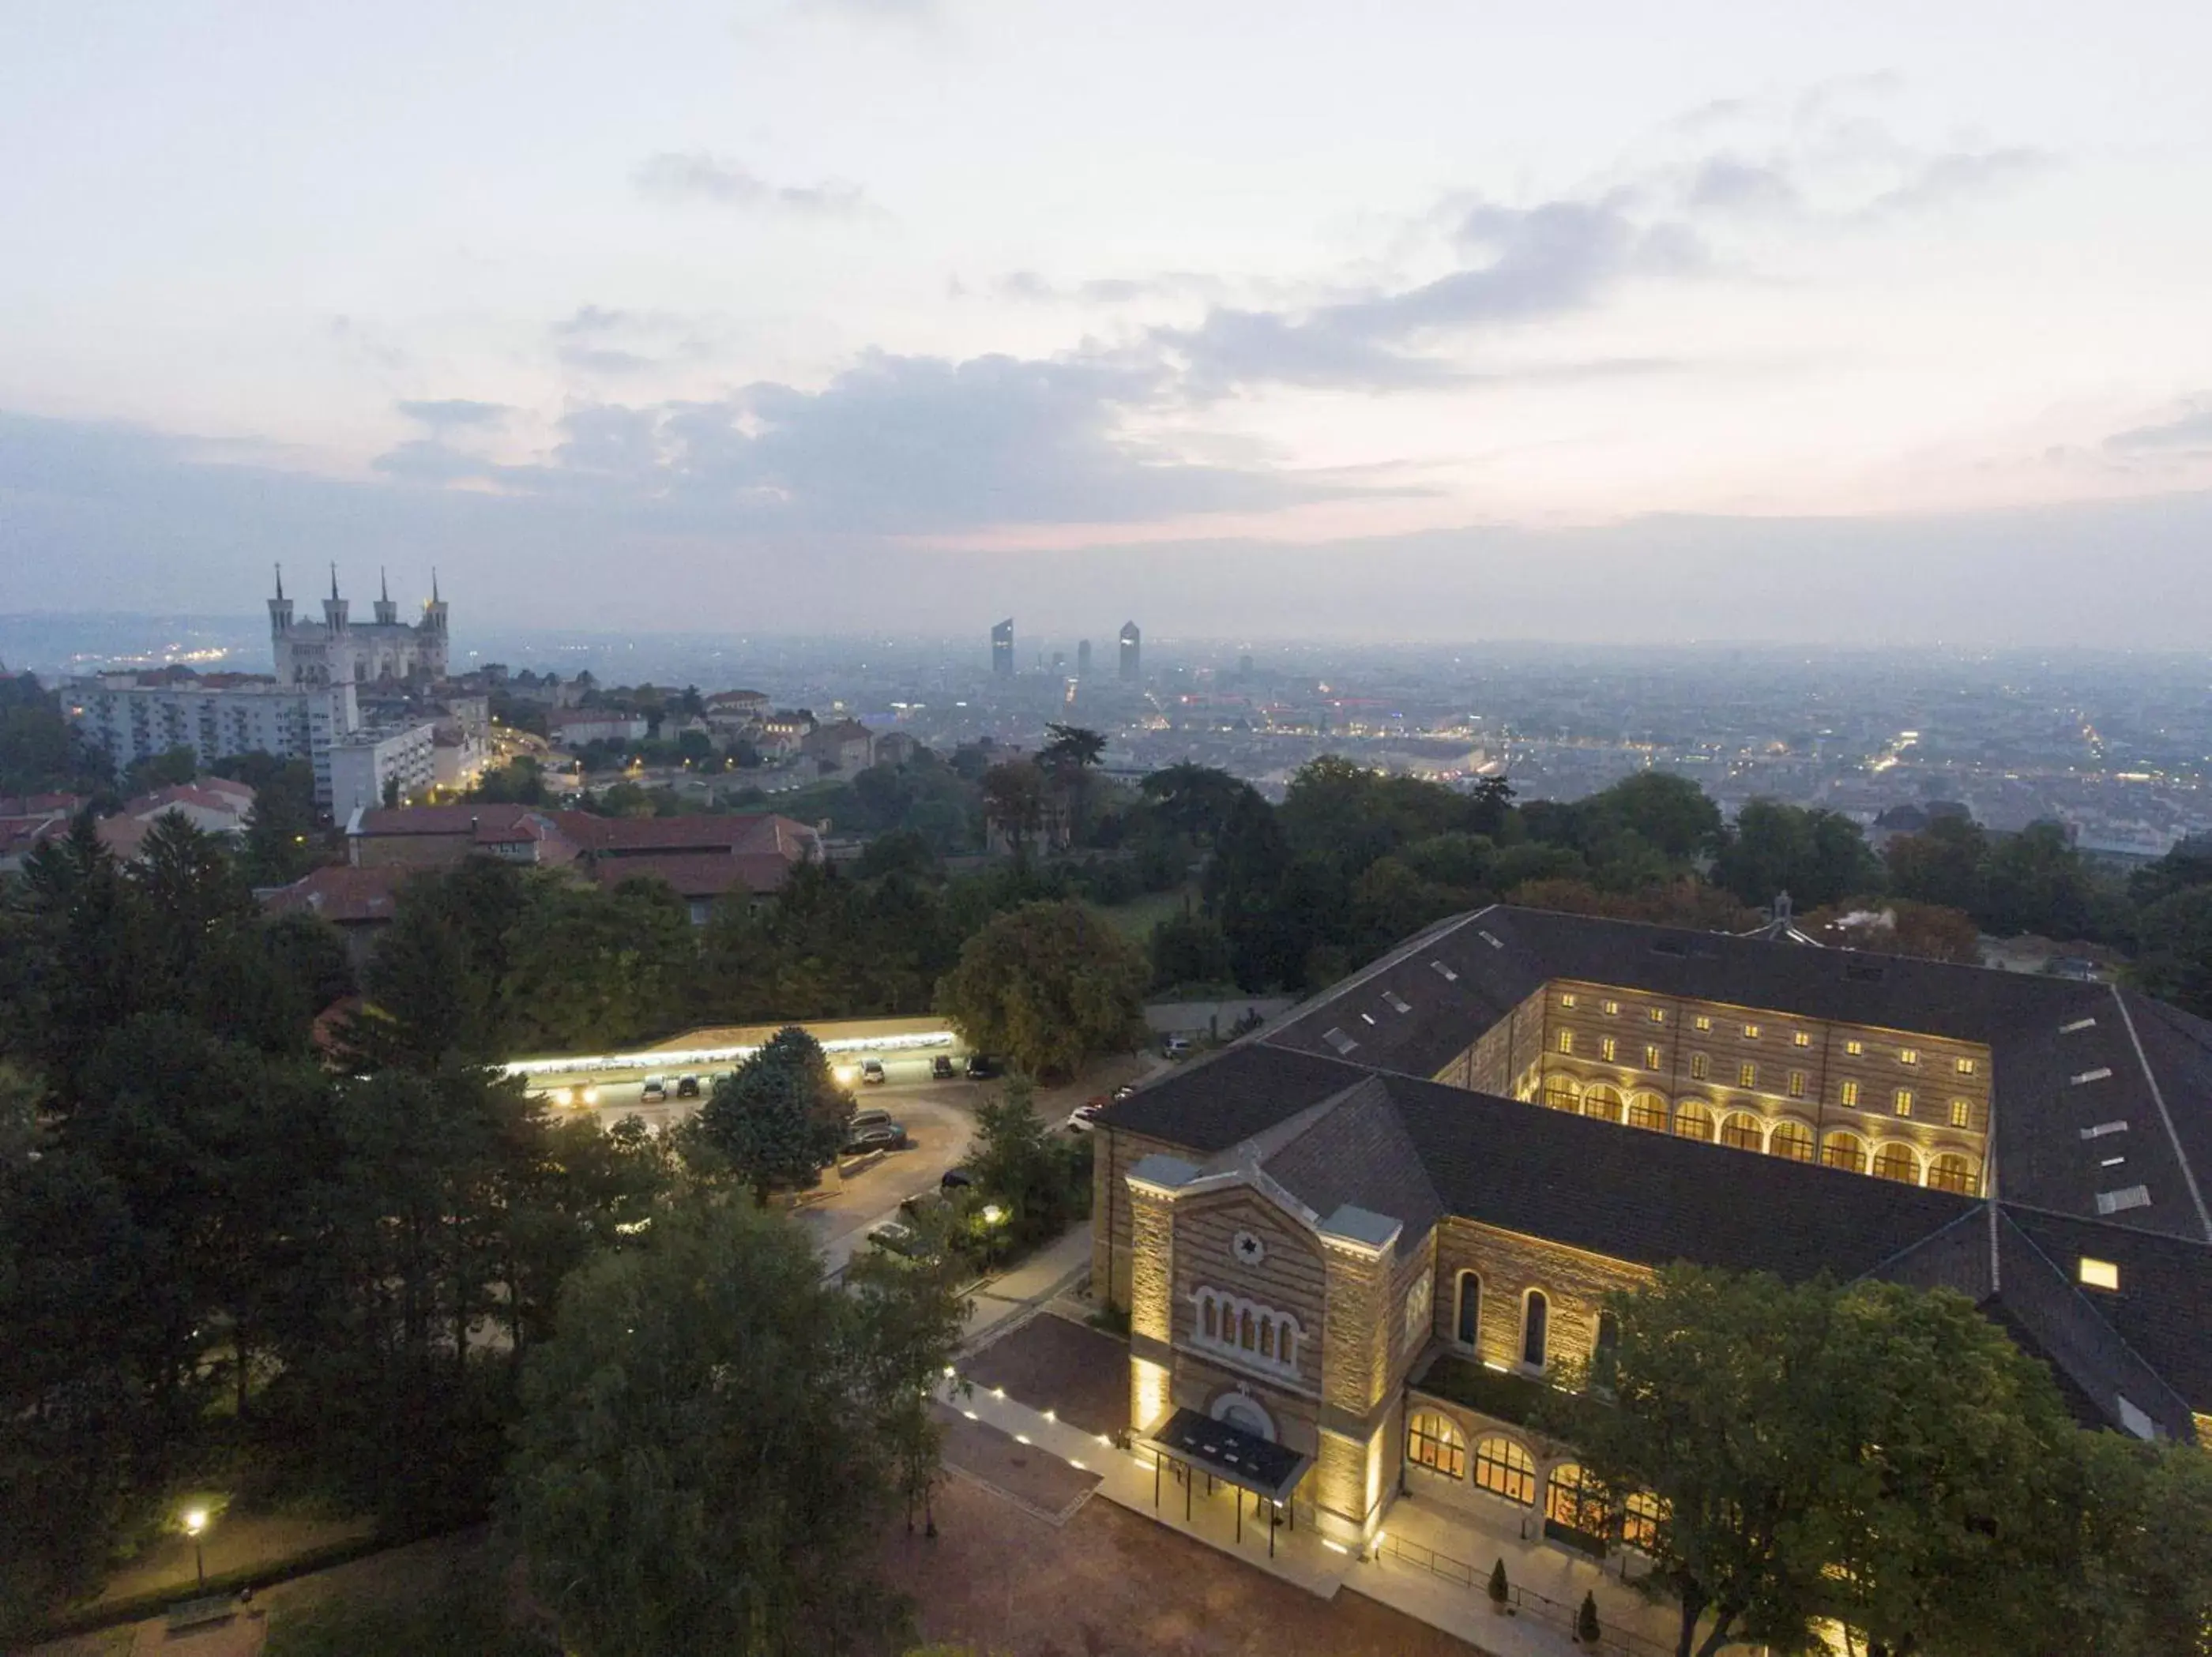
[1093,1125,1183,1310]
[1431,1218,1653,1375]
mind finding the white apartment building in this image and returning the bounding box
[325,721,438,815]
[68,679,358,798]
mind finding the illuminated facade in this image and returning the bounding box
[270,565,450,687]
[1096,904,2212,1555]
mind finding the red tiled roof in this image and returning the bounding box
[556,811,816,859]
[0,815,69,862]
[352,804,547,840]
[261,863,410,926]
[593,851,802,900]
[0,793,88,818]
[128,782,256,820]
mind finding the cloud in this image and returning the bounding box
[367,350,1405,534]
[2105,399,2212,456]
[545,306,719,378]
[1157,197,1695,395]
[395,398,508,431]
[1687,156,1800,215]
[1861,146,2052,216]
[632,152,871,217]
[995,269,1228,306]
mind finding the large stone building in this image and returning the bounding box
[269,565,450,686]
[1093,904,2212,1555]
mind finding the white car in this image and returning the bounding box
[1064,1097,1109,1134]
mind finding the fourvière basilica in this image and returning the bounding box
[268,564,450,687]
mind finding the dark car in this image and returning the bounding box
[845,1119,908,1154]
[931,1054,956,1080]
[939,1167,974,1192]
[675,1073,702,1099]
[964,1054,997,1080]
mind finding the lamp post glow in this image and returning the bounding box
[183,1508,209,1590]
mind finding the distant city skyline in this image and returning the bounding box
[3,3,2211,642]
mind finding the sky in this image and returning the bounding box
[2,0,2210,644]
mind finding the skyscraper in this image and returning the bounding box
[1077,639,1092,678]
[991,618,1014,677]
[1119,621,1141,683]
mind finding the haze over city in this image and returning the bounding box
[5,1,2212,641]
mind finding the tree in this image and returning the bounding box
[1139,762,1251,844]
[1149,911,1232,990]
[965,1077,1085,1247]
[1040,723,1107,772]
[687,1028,851,1204]
[1885,815,1990,915]
[935,900,1148,1078]
[505,1196,963,1657]
[1542,1268,1845,1657]
[979,760,1046,862]
[1981,821,2097,940]
[2132,885,2212,1018]
[2079,1432,2212,1657]
[122,744,199,792]
[1713,800,1882,910]
[1579,772,1723,866]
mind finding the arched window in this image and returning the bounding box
[1594,1310,1620,1362]
[1240,1308,1255,1349]
[1719,1111,1764,1152]
[1674,1102,1714,1142]
[1626,1092,1669,1132]
[1622,1490,1664,1552]
[1543,1076,1582,1112]
[1927,1152,1980,1196]
[1202,1296,1218,1340]
[1522,1291,1549,1370]
[1583,1085,1623,1124]
[1406,1410,1466,1479]
[1259,1318,1275,1359]
[1872,1143,1922,1185]
[1823,1131,1867,1174]
[1471,1435,1537,1505]
[1546,1463,1605,1534]
[1454,1270,1482,1349]
[1768,1120,1815,1163]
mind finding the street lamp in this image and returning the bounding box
[183,1508,209,1590]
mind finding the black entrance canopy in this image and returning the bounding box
[1147,1407,1310,1504]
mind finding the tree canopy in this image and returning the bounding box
[934,899,1149,1077]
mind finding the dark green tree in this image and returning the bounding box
[2132,886,2212,1018]
[1884,814,1990,915]
[687,1028,851,1205]
[1149,911,1232,990]
[935,900,1149,1078]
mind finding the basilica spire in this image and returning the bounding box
[329,562,340,601]
[274,562,284,602]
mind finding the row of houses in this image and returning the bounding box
[545,695,905,776]
[261,803,824,959]
[0,779,259,874]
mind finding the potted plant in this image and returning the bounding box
[1488,1557,1510,1614]
[1577,1590,1601,1645]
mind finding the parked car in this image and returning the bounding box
[849,1107,894,1133]
[639,1074,668,1103]
[1064,1095,1110,1133]
[675,1073,702,1099]
[866,1220,925,1258]
[931,1054,957,1080]
[939,1167,974,1192]
[860,1058,887,1085]
[1112,1082,1138,1101]
[1161,1035,1191,1060]
[845,1119,908,1154]
[964,1053,998,1080]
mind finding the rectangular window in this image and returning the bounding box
[1898,1048,1920,1066]
[1560,993,1577,1009]
[2078,1258,2120,1291]
[1694,1016,1713,1032]
[1845,1039,1864,1057]
[1601,1037,1618,1062]
[1894,1089,1914,1118]
[1789,1070,1807,1099]
[1951,1098,1972,1129]
[1793,1031,1811,1048]
[1650,1008,1665,1025]
[1742,1024,1761,1040]
[1739,1062,1758,1088]
[1690,1053,1709,1081]
[1602,1000,1620,1016]
[1954,1058,1977,1076]
[1841,1080,1861,1107]
[1644,1044,1661,1070]
[1557,1031,1574,1055]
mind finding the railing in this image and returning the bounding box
[1377,1532,1675,1657]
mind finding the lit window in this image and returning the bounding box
[1547,1463,1606,1535]
[1623,1490,1664,1552]
[1898,1048,1920,1066]
[1872,1143,1921,1184]
[1407,1411,1467,1479]
[1557,1030,1574,1055]
[1894,1089,1914,1118]
[2078,1257,2120,1291]
[1788,1070,1807,1099]
[1690,1053,1710,1080]
[1743,1024,1760,1040]
[1643,1044,1661,1070]
[1649,1009,1665,1025]
[1560,993,1578,1009]
[1601,1037,1618,1062]
[1955,1058,1977,1076]
[1472,1435,1536,1505]
[1584,1085,1623,1124]
[1840,1080,1860,1107]
[1694,1016,1713,1032]
[1793,1031,1811,1048]
[1845,1039,1864,1057]
[1769,1121,1815,1162]
[1950,1098,1971,1129]
[1544,1078,1581,1112]
[1928,1153,1979,1195]
[1721,1112,1763,1152]
[1823,1132,1867,1174]
[1602,1000,1620,1016]
[1675,1103,1714,1142]
[1626,1094,1668,1132]
[1738,1062,1758,1088]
